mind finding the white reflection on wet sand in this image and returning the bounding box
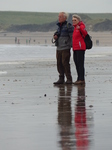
[0,45,112,150]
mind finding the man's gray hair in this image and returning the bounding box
[60,12,68,19]
[72,14,81,21]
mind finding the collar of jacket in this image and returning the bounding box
[57,21,67,27]
[73,21,85,28]
[73,21,81,28]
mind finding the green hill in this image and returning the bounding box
[0,11,58,26]
[0,11,112,32]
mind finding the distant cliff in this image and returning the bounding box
[92,19,112,31]
[7,19,112,32]
[0,11,112,32]
[6,22,57,32]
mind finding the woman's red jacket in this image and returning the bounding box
[72,21,87,51]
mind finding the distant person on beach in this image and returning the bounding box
[53,12,73,84]
[72,14,87,85]
[15,37,17,44]
[18,39,20,44]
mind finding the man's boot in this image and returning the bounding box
[65,75,72,84]
[53,75,65,84]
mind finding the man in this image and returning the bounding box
[53,12,73,84]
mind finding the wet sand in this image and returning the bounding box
[0,49,112,150]
[0,31,112,46]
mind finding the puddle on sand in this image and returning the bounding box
[55,84,94,150]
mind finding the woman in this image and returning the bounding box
[72,14,87,85]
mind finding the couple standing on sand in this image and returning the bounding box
[53,12,87,85]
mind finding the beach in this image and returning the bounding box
[0,45,112,149]
[0,31,112,46]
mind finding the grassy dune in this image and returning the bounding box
[0,11,58,30]
[0,11,112,31]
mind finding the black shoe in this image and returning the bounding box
[65,80,72,84]
[53,79,64,85]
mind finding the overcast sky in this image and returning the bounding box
[0,0,112,13]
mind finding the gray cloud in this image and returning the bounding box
[0,0,112,13]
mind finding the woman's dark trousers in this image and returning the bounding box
[73,50,85,81]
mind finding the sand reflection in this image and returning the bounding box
[56,84,94,150]
[57,85,75,149]
[75,85,89,150]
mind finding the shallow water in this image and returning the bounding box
[0,45,112,150]
[0,44,112,62]
[0,45,56,62]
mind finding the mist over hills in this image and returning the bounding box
[0,11,112,32]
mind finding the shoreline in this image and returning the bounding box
[0,31,112,46]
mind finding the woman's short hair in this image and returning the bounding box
[72,14,81,21]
